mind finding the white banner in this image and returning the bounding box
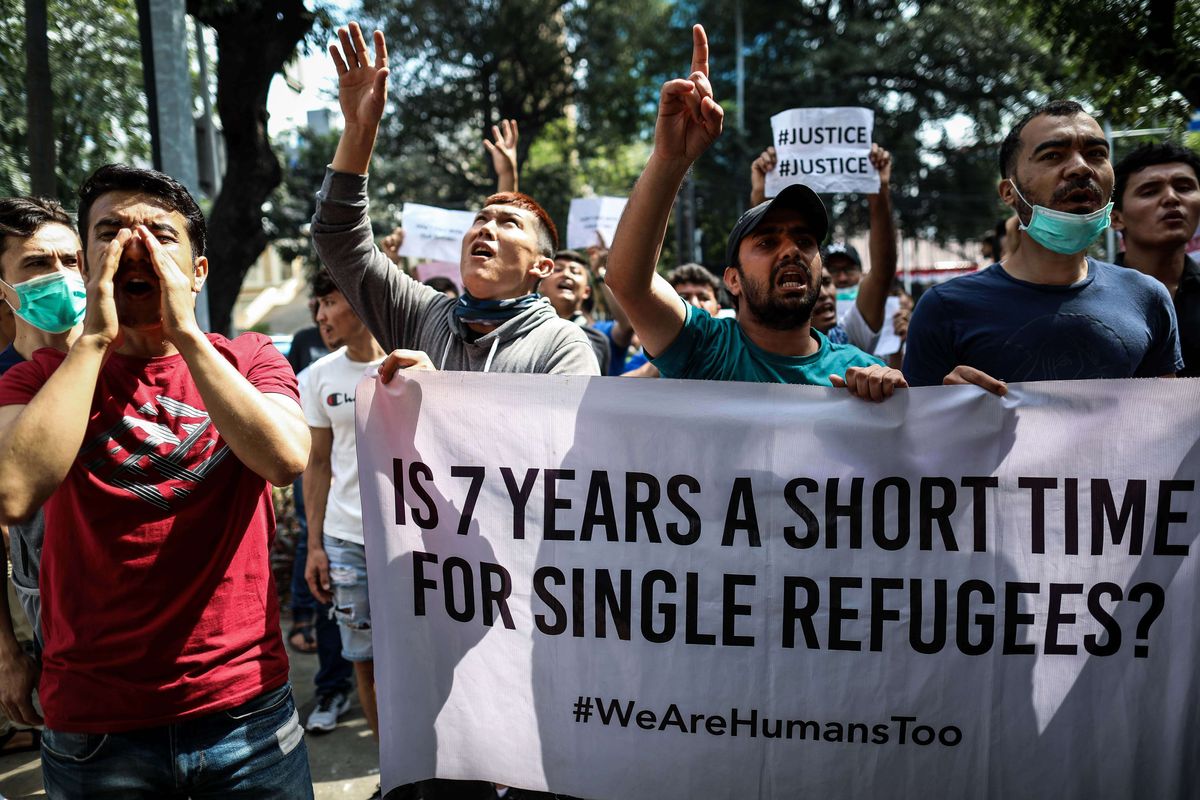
[356,373,1200,799]
[765,107,880,196]
[567,196,628,250]
[397,202,476,262]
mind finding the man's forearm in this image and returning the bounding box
[303,460,332,552]
[857,190,898,332]
[174,332,309,486]
[0,337,107,521]
[331,123,378,176]
[607,154,691,299]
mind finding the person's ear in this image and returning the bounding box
[723,265,741,299]
[1110,208,1126,233]
[529,255,553,283]
[192,256,209,293]
[998,178,1018,212]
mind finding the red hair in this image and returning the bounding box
[483,192,559,256]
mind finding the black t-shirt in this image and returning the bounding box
[1116,253,1200,377]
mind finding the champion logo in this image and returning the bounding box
[326,392,355,407]
[79,394,230,511]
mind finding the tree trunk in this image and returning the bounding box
[188,0,314,335]
[25,0,55,197]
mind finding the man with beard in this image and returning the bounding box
[1111,142,1200,376]
[903,101,1181,392]
[607,26,904,401]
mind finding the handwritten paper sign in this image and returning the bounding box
[397,203,476,263]
[567,197,628,250]
[765,107,879,196]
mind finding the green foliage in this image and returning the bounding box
[266,125,342,265]
[0,0,150,201]
[359,0,670,211]
[997,0,1199,127]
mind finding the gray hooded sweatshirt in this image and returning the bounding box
[311,169,600,376]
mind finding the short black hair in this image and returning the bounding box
[0,196,72,266]
[554,249,589,267]
[78,164,206,259]
[999,100,1088,180]
[311,267,338,298]
[666,263,721,293]
[1113,142,1200,210]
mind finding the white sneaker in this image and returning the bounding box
[305,691,351,732]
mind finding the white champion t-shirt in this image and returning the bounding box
[299,348,384,545]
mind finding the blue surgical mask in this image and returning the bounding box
[0,271,87,333]
[1009,182,1113,255]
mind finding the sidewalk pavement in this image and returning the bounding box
[0,637,381,799]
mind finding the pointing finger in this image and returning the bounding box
[690,24,709,78]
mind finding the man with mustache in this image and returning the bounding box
[1111,142,1200,376]
[606,26,906,402]
[0,166,313,796]
[903,101,1182,392]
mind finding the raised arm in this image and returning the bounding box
[314,23,444,353]
[485,119,519,194]
[606,24,724,358]
[749,146,776,207]
[141,226,309,486]
[330,22,389,176]
[855,143,898,332]
[0,233,128,522]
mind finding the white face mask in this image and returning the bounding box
[1009,181,1113,255]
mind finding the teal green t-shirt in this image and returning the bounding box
[652,303,883,384]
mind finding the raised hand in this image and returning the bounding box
[750,146,777,206]
[81,230,130,349]
[653,24,724,164]
[137,225,202,345]
[331,22,389,130]
[869,143,892,191]
[484,119,520,192]
[381,226,405,266]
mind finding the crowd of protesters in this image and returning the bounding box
[0,16,1196,800]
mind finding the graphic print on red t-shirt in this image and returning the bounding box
[0,333,300,732]
[78,393,231,510]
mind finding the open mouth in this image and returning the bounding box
[469,240,497,259]
[774,266,809,291]
[120,276,157,298]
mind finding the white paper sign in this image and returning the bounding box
[357,373,1200,799]
[397,203,476,263]
[567,196,628,250]
[765,107,880,196]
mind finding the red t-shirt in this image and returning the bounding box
[0,333,297,732]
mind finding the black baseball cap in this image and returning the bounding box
[725,183,829,268]
[821,241,862,267]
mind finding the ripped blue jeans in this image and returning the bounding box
[323,535,373,662]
